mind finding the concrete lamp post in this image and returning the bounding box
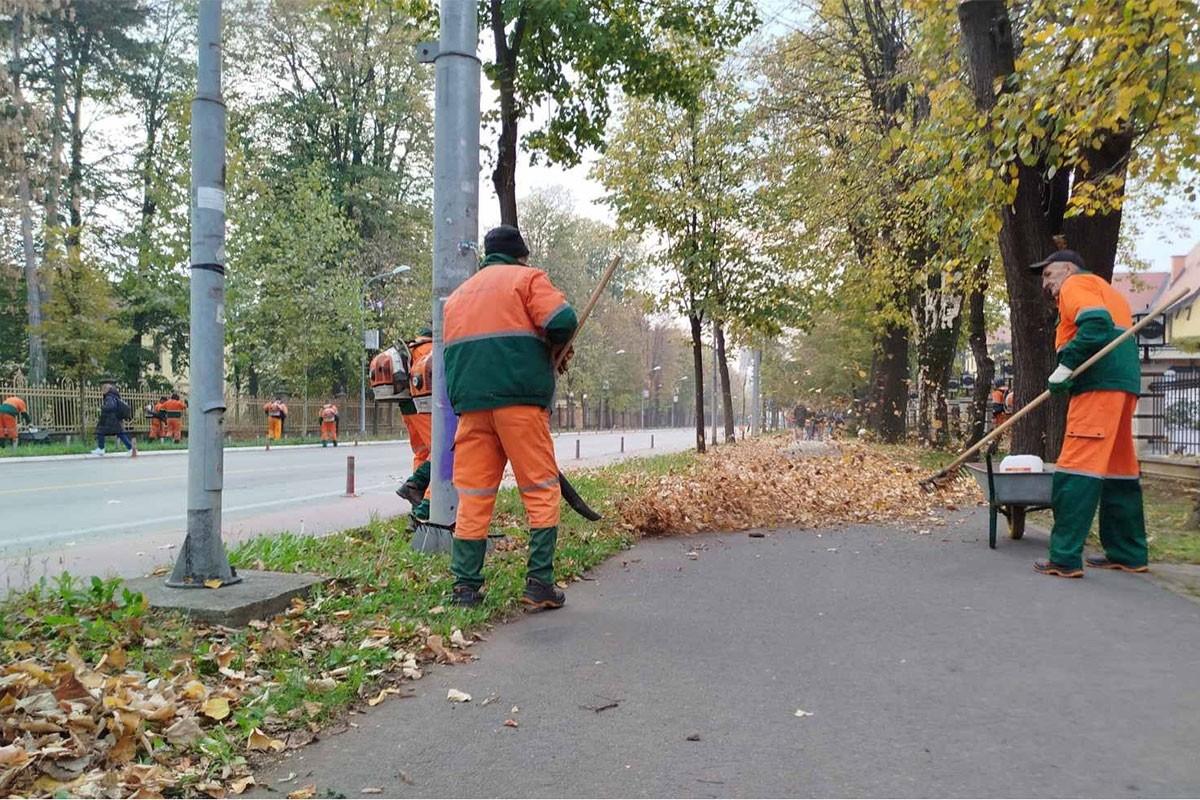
[360,264,411,435]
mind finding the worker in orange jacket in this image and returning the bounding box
[146,396,168,441]
[443,225,578,610]
[263,398,288,440]
[395,326,434,520]
[0,396,30,447]
[160,393,187,442]
[319,401,339,446]
[989,380,1010,427]
[1032,249,1147,578]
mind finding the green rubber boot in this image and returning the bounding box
[451,538,487,592]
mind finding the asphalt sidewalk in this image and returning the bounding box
[252,514,1200,798]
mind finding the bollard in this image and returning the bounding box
[620,436,624,453]
[651,434,654,449]
[575,439,581,460]
[344,455,356,496]
[130,437,138,458]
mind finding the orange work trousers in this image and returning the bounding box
[167,418,182,441]
[320,420,337,441]
[0,413,16,442]
[403,412,432,472]
[267,417,282,440]
[452,405,561,541]
[1057,390,1139,479]
[150,418,164,440]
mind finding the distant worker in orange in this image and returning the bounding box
[0,396,30,448]
[990,379,1010,428]
[145,396,168,442]
[263,397,288,440]
[319,400,340,447]
[160,393,187,442]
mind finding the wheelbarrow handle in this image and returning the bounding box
[921,284,1189,489]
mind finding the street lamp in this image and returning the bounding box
[642,365,661,428]
[582,392,588,429]
[360,265,411,434]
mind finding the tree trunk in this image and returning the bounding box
[870,321,909,443]
[689,314,707,453]
[489,0,524,227]
[967,262,994,447]
[12,13,45,384]
[913,276,963,448]
[714,321,735,443]
[958,0,1060,459]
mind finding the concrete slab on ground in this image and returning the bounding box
[127,569,324,627]
[251,513,1200,798]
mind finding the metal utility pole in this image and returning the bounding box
[169,0,239,587]
[750,348,762,436]
[711,325,718,446]
[418,0,479,536]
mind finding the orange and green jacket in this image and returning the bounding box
[319,404,339,423]
[161,398,186,418]
[0,397,29,423]
[444,253,577,413]
[1054,271,1141,397]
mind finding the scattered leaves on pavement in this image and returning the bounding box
[446,689,472,703]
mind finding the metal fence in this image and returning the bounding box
[0,380,666,441]
[0,380,411,440]
[1142,369,1200,456]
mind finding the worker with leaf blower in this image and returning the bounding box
[0,396,29,447]
[395,325,435,521]
[443,225,577,610]
[1032,249,1147,579]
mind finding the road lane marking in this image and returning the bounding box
[0,481,399,551]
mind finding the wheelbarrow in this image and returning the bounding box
[964,453,1056,549]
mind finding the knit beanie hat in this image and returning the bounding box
[483,225,529,259]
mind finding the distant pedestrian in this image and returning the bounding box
[0,396,30,448]
[93,384,134,456]
[160,392,187,442]
[793,403,808,441]
[319,400,340,447]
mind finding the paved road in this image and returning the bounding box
[254,518,1200,798]
[0,428,697,590]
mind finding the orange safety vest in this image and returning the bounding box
[319,404,339,422]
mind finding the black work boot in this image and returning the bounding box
[1034,560,1084,579]
[451,585,486,607]
[521,577,565,610]
[1085,555,1148,573]
[396,480,424,505]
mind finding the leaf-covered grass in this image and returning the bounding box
[0,451,686,797]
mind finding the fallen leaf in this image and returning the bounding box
[368,687,401,707]
[304,677,337,694]
[303,700,323,716]
[450,629,472,648]
[503,718,519,728]
[0,744,28,767]
[201,697,231,721]
[164,716,203,747]
[106,647,129,671]
[203,579,223,589]
[446,689,471,703]
[248,728,286,752]
[794,709,814,718]
[286,784,317,799]
[361,789,383,795]
[685,732,702,741]
[428,605,445,615]
[397,770,414,785]
[511,706,520,714]
[229,776,255,795]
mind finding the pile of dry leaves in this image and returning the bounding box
[0,595,475,798]
[619,439,980,536]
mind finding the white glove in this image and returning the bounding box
[1048,364,1073,386]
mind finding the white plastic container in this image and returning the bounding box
[998,454,1045,473]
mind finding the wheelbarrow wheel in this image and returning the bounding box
[1008,507,1026,540]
